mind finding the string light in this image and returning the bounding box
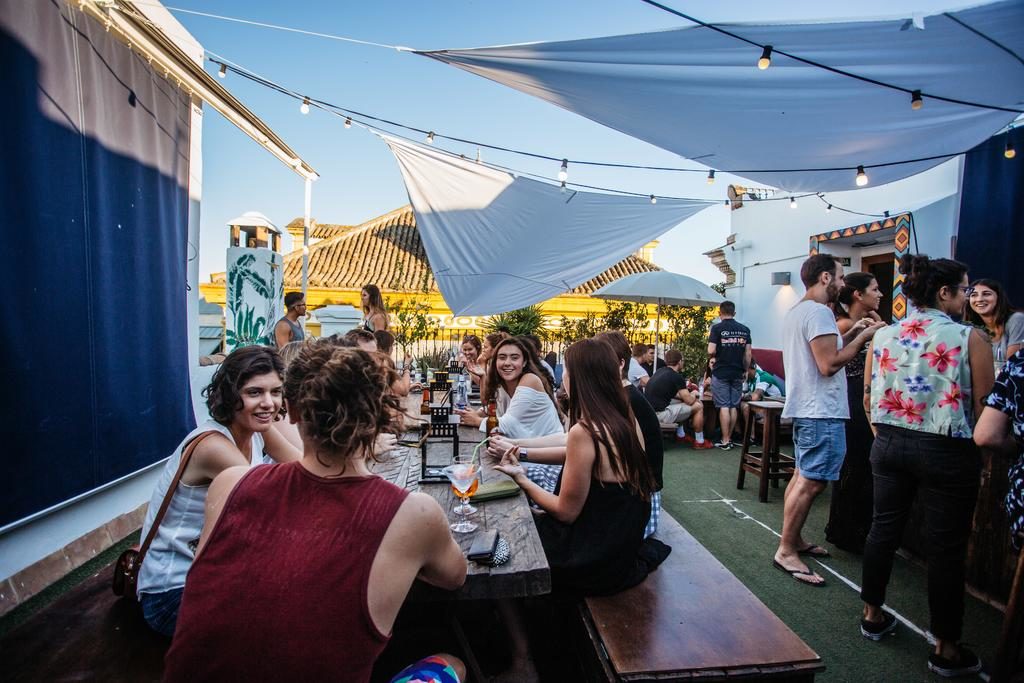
[344,116,352,128]
[706,169,715,184]
[476,148,482,163]
[650,194,657,204]
[218,63,227,79]
[426,131,435,144]
[790,196,798,209]
[855,165,869,186]
[1006,139,1016,159]
[758,45,773,70]
[826,204,832,213]
[300,97,310,114]
[558,159,568,182]
[911,90,922,110]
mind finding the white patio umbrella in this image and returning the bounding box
[592,271,724,374]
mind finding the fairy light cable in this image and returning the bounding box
[637,0,1024,115]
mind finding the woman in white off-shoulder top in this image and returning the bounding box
[456,336,563,439]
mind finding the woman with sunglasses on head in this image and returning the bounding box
[494,338,668,595]
[964,278,1024,371]
[858,255,993,677]
[455,336,562,439]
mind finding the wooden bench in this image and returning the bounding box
[577,512,824,681]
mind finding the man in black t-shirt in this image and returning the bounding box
[639,344,665,377]
[646,350,711,448]
[596,331,666,537]
[707,301,752,450]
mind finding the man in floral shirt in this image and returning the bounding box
[975,349,1024,550]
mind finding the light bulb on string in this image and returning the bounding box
[855,165,869,186]
[911,90,923,110]
[425,131,435,144]
[789,197,798,209]
[300,97,310,115]
[476,148,482,164]
[344,116,351,129]
[650,194,657,205]
[758,45,773,70]
[1006,139,1016,159]
[706,169,715,184]
[826,204,832,213]
[558,159,568,182]
[218,63,227,79]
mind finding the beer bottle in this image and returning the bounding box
[485,398,498,435]
[420,386,431,415]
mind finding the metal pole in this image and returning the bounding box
[302,176,311,333]
[653,299,661,374]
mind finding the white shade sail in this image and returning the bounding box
[418,0,1024,192]
[380,134,714,316]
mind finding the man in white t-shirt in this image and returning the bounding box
[628,342,651,389]
[773,254,884,587]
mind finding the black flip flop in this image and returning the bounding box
[772,560,826,587]
[797,543,831,558]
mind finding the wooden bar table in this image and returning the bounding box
[372,395,552,602]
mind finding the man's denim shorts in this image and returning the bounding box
[711,376,744,408]
[792,417,846,481]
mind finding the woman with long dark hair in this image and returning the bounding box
[826,272,883,552]
[859,255,993,677]
[964,278,1024,368]
[456,336,562,439]
[360,283,390,332]
[495,338,669,595]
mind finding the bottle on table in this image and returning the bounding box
[485,398,498,435]
[455,375,468,411]
[420,386,431,415]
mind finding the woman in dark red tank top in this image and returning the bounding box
[164,342,467,682]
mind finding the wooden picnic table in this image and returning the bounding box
[370,394,552,602]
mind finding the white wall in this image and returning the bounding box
[721,159,962,350]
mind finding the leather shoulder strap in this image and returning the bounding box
[137,430,220,561]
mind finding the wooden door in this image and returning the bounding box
[861,253,894,323]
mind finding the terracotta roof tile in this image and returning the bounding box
[215,205,659,295]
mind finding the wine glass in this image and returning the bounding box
[442,456,480,533]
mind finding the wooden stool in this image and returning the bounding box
[736,400,795,502]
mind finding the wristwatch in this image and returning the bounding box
[519,448,529,462]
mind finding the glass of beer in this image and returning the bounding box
[442,456,479,533]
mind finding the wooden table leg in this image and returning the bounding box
[737,410,754,491]
[759,412,773,503]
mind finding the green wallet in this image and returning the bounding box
[470,479,521,502]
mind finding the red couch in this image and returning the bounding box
[751,347,784,380]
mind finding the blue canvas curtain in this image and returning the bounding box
[956,129,1024,309]
[0,0,195,526]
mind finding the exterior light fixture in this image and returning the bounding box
[911,90,923,110]
[707,170,715,184]
[300,97,310,115]
[558,159,568,182]
[758,45,773,70]
[855,165,869,186]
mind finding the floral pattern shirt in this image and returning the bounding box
[983,349,1024,549]
[869,307,975,438]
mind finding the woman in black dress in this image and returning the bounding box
[825,272,883,552]
[495,337,669,595]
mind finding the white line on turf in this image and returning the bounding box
[706,488,942,650]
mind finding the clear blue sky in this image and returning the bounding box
[168,0,965,286]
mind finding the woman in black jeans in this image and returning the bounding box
[859,255,993,678]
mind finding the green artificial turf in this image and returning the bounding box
[660,439,1002,683]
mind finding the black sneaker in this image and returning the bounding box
[927,647,982,678]
[860,611,898,641]
[715,441,733,450]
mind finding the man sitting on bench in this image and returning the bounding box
[740,360,788,442]
[645,350,711,449]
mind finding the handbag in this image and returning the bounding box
[111,431,218,601]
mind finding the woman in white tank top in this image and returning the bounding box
[136,346,300,637]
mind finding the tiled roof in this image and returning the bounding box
[284,217,354,240]
[216,205,660,294]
